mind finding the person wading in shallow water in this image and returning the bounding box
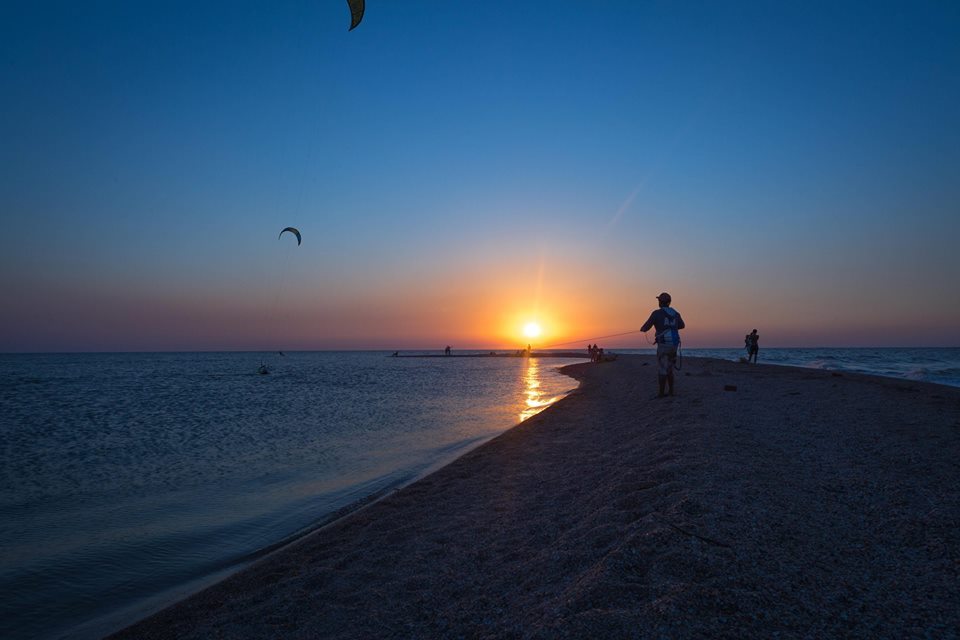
[641,292,686,397]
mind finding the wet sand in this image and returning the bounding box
[111,355,960,638]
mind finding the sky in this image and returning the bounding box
[2,0,959,351]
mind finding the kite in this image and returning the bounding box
[347,0,364,30]
[279,227,302,245]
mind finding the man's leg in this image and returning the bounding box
[656,348,669,397]
[667,349,677,395]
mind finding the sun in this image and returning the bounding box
[523,322,542,339]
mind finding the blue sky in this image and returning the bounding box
[2,1,959,350]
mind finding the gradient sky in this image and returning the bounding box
[2,0,959,351]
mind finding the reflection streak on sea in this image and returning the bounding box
[520,356,565,423]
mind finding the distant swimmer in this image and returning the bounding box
[258,364,270,375]
[746,329,759,363]
[641,292,685,398]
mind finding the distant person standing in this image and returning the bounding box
[444,345,451,356]
[746,329,759,363]
[641,292,685,397]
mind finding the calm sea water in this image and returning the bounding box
[0,352,582,640]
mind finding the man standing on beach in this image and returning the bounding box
[747,329,759,363]
[641,292,685,397]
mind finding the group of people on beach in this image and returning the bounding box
[427,291,755,400]
[587,344,605,362]
[425,293,751,400]
[638,292,763,396]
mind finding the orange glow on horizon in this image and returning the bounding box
[265,248,801,350]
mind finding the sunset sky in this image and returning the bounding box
[2,1,959,351]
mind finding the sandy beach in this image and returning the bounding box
[111,355,960,639]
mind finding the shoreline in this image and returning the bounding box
[111,355,959,638]
[77,358,585,639]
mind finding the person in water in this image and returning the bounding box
[641,292,685,397]
[746,329,759,363]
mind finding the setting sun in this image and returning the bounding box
[523,322,542,339]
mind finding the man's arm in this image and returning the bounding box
[640,311,657,332]
[677,313,686,330]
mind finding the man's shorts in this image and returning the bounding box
[657,343,678,375]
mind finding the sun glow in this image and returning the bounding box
[523,322,542,339]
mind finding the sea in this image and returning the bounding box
[1,347,958,639]
[0,351,582,640]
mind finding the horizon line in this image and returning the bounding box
[3,345,959,356]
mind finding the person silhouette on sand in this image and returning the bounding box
[641,292,685,397]
[746,329,759,363]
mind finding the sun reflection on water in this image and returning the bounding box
[519,356,564,422]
